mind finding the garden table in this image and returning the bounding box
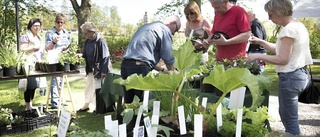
[0,70,80,117]
[312,59,320,65]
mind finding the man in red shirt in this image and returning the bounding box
[204,0,251,61]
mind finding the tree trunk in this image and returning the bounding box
[70,0,92,50]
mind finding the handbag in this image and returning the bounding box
[298,65,320,104]
[18,78,28,92]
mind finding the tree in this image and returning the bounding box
[0,0,50,48]
[155,0,202,19]
[70,0,92,49]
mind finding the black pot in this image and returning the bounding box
[63,63,70,72]
[4,66,16,77]
[0,68,3,77]
[35,62,41,71]
[70,63,79,70]
[46,64,57,72]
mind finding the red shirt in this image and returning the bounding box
[211,5,251,61]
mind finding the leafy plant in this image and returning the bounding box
[114,40,271,135]
[0,45,25,68]
[12,115,24,125]
[0,107,13,126]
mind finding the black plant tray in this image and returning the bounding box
[0,122,29,136]
[25,112,56,130]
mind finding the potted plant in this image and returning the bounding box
[58,52,71,72]
[0,45,24,77]
[114,40,272,136]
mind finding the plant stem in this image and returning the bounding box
[206,92,228,125]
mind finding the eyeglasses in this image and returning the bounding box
[56,21,65,24]
[186,12,195,16]
[32,25,41,27]
[172,23,179,35]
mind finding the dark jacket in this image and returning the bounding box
[249,18,267,53]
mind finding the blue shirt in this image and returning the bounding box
[45,27,72,52]
[122,21,175,67]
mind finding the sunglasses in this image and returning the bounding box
[186,12,195,16]
[56,21,65,24]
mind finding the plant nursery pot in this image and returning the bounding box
[46,64,57,72]
[70,63,79,70]
[3,66,16,77]
[63,63,70,72]
[34,62,41,71]
[0,68,3,77]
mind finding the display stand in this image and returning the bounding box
[46,75,76,117]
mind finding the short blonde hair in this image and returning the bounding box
[55,13,67,23]
[264,0,293,16]
[80,22,98,32]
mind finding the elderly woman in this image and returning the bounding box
[247,0,312,136]
[78,22,111,114]
[19,18,44,110]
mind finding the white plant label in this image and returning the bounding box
[178,106,187,135]
[135,105,144,128]
[201,97,208,109]
[228,87,246,109]
[143,117,152,136]
[119,124,127,137]
[194,114,203,137]
[133,126,144,137]
[143,90,149,114]
[236,109,243,137]
[216,103,222,132]
[57,110,71,137]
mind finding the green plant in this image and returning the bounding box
[114,40,271,135]
[0,45,25,68]
[0,107,13,126]
[12,115,24,125]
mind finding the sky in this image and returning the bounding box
[45,0,269,25]
[46,0,215,25]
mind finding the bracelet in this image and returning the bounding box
[52,41,56,45]
[161,68,165,72]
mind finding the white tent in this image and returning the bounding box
[293,0,320,18]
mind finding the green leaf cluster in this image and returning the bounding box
[113,39,272,135]
[0,45,25,68]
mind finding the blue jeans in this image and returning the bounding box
[278,67,310,135]
[121,59,152,103]
[50,76,62,107]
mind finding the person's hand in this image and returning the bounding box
[194,42,203,50]
[211,34,227,45]
[101,73,106,79]
[248,35,261,45]
[247,53,260,63]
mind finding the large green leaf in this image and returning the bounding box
[114,72,182,92]
[203,65,260,108]
[173,40,202,77]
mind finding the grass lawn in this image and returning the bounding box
[0,64,319,136]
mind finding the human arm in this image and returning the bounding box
[96,38,111,79]
[45,31,59,51]
[209,30,251,46]
[249,35,276,53]
[19,35,40,53]
[247,37,293,65]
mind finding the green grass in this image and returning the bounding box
[1,64,320,136]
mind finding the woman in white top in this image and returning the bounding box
[19,18,44,110]
[184,1,212,64]
[247,0,312,136]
